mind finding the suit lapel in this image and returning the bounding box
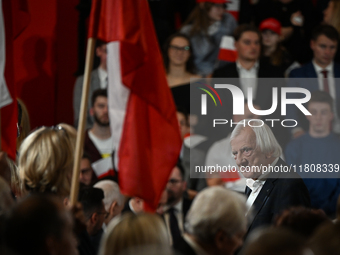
[247,179,275,231]
[245,186,251,198]
[306,62,318,78]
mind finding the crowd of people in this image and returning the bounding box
[1,0,340,254]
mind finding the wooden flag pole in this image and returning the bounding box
[70,37,96,206]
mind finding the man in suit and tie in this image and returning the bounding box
[213,24,288,148]
[164,162,192,246]
[230,120,310,238]
[74,40,108,128]
[173,187,248,255]
[288,25,340,138]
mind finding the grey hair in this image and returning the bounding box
[94,180,124,212]
[230,119,282,158]
[185,187,248,243]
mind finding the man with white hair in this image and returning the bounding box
[230,120,310,237]
[174,186,247,255]
[94,180,124,229]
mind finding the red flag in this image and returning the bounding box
[218,36,238,62]
[88,0,182,211]
[1,0,19,160]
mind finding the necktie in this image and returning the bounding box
[167,208,181,246]
[321,70,329,93]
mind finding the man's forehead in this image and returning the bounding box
[231,127,256,148]
[308,102,332,111]
[314,34,337,46]
[95,96,108,104]
[240,31,260,41]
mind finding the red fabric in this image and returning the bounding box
[227,10,239,21]
[218,48,238,62]
[259,18,281,35]
[88,0,182,211]
[1,0,19,160]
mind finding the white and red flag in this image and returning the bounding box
[0,0,22,160]
[88,0,182,211]
[218,35,238,63]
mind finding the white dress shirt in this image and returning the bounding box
[246,157,279,214]
[236,60,259,99]
[98,67,108,89]
[312,61,340,134]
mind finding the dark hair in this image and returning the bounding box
[182,2,219,37]
[82,152,92,163]
[308,91,334,112]
[176,106,189,127]
[275,207,330,239]
[91,88,108,107]
[95,39,106,49]
[311,24,339,42]
[163,33,196,74]
[241,228,306,255]
[78,187,104,219]
[3,195,66,255]
[176,160,186,180]
[233,24,261,42]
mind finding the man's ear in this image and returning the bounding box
[89,108,94,117]
[214,229,226,250]
[110,201,118,214]
[90,212,98,224]
[182,181,187,192]
[310,40,315,51]
[265,151,273,159]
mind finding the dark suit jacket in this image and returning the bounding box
[173,236,197,255]
[212,62,289,149]
[245,158,311,238]
[213,61,283,111]
[288,62,340,131]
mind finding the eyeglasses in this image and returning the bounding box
[168,178,182,185]
[169,45,190,52]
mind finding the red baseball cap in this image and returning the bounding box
[196,0,231,4]
[259,18,281,35]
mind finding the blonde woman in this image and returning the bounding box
[99,213,169,255]
[18,124,76,197]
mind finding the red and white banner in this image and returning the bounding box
[88,0,182,211]
[1,0,20,160]
[0,0,12,109]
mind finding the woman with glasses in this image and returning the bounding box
[180,0,237,77]
[163,33,201,113]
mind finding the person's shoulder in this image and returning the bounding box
[180,24,192,35]
[328,133,340,146]
[259,60,283,77]
[213,62,236,77]
[289,62,313,77]
[286,133,308,148]
[222,12,237,24]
